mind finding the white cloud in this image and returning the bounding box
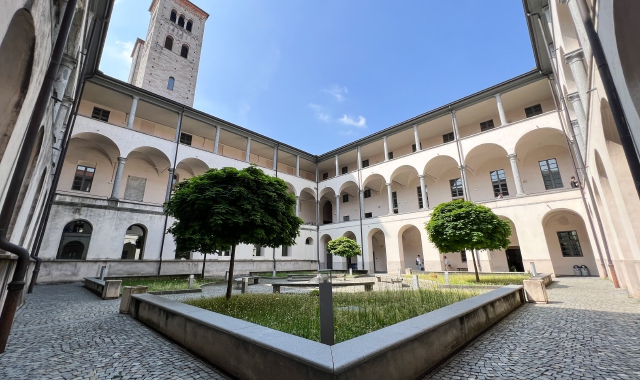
[308,103,331,122]
[317,113,331,122]
[338,115,366,128]
[323,84,348,102]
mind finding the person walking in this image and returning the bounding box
[443,255,451,271]
[416,255,422,271]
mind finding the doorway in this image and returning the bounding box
[506,248,524,272]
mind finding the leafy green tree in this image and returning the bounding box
[425,200,511,282]
[327,237,361,259]
[164,166,303,299]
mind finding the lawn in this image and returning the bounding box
[184,288,479,343]
[406,272,531,286]
[120,276,224,293]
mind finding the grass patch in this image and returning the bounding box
[185,288,478,343]
[406,273,531,286]
[120,276,224,293]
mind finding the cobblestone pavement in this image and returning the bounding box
[427,277,640,380]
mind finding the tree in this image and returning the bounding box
[425,200,511,282]
[327,237,361,259]
[164,166,303,299]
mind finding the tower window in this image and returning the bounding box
[170,10,177,22]
[164,36,173,50]
[181,45,189,58]
[167,77,175,91]
[186,20,193,32]
[178,16,185,28]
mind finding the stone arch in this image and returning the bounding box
[164,35,173,50]
[284,181,297,196]
[299,187,317,224]
[122,146,172,203]
[320,233,333,269]
[465,143,513,201]
[0,8,35,166]
[398,224,423,273]
[423,155,460,207]
[514,128,572,193]
[186,20,193,32]
[493,216,523,272]
[56,219,93,260]
[181,44,189,59]
[170,9,177,23]
[305,237,313,245]
[178,15,185,28]
[343,230,359,269]
[176,157,208,179]
[368,228,387,273]
[319,187,336,224]
[613,1,640,120]
[362,173,387,217]
[121,224,147,260]
[541,208,599,276]
[338,180,358,195]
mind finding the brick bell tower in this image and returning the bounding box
[128,0,208,107]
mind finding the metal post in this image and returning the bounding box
[445,271,450,285]
[319,279,334,345]
[412,274,419,289]
[188,274,194,288]
[241,277,248,294]
[530,262,538,277]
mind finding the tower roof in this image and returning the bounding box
[148,0,209,20]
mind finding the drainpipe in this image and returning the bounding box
[28,16,98,294]
[357,151,365,272]
[0,0,79,353]
[273,144,279,275]
[575,0,640,198]
[531,13,618,287]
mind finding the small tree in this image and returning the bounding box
[425,200,511,282]
[327,237,361,260]
[164,166,303,299]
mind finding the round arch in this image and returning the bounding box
[69,132,121,164]
[368,228,387,273]
[121,224,147,260]
[465,143,512,201]
[398,224,424,272]
[320,234,333,269]
[56,219,93,260]
[176,157,209,179]
[338,180,358,194]
[514,128,572,193]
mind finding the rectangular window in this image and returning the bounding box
[490,169,509,197]
[364,212,373,218]
[282,246,289,257]
[525,104,543,118]
[322,172,329,180]
[461,250,467,262]
[480,119,495,132]
[392,191,398,213]
[450,178,464,198]
[363,189,371,198]
[341,166,348,174]
[342,194,349,203]
[443,132,455,143]
[557,231,583,257]
[411,142,422,152]
[72,165,95,192]
[539,158,563,189]
[221,250,230,256]
[343,215,350,222]
[91,107,110,122]
[254,245,262,256]
[180,132,193,146]
[388,152,394,160]
[417,186,423,209]
[362,159,370,168]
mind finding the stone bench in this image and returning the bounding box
[523,273,552,303]
[269,281,375,293]
[83,277,121,300]
[375,275,403,284]
[287,275,316,281]
[234,276,260,289]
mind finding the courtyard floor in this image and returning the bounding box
[0,277,637,379]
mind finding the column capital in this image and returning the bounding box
[507,153,518,161]
[117,157,128,163]
[494,93,502,100]
[458,165,466,171]
[570,119,580,128]
[564,48,584,65]
[131,95,140,100]
[385,182,392,187]
[418,174,425,179]
[567,92,581,103]
[167,167,175,174]
[558,0,571,4]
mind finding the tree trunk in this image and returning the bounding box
[225,245,236,300]
[470,249,480,282]
[201,252,207,279]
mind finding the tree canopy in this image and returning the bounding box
[327,237,361,258]
[164,165,303,298]
[425,200,511,281]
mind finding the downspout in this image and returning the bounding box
[28,16,98,293]
[273,144,279,275]
[158,107,184,275]
[575,0,640,198]
[0,0,79,353]
[316,162,320,271]
[531,13,618,286]
[357,153,365,272]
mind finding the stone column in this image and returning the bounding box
[359,189,365,219]
[571,120,587,159]
[272,146,278,170]
[458,165,470,200]
[495,93,508,126]
[564,49,589,112]
[413,125,421,151]
[52,99,73,162]
[508,154,525,196]
[316,200,320,226]
[173,113,183,142]
[543,6,554,40]
[213,127,221,154]
[245,137,251,162]
[451,111,460,139]
[357,146,362,170]
[567,92,588,138]
[419,175,428,209]
[52,55,77,121]
[383,136,389,160]
[110,157,127,200]
[335,195,340,222]
[165,168,175,203]
[296,155,300,177]
[127,96,139,129]
[386,183,394,215]
[296,196,300,217]
[335,155,339,177]
[559,0,592,64]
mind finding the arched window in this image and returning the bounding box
[178,16,185,27]
[56,220,93,260]
[121,224,146,260]
[164,35,173,50]
[170,10,177,22]
[167,77,175,91]
[305,237,313,245]
[186,20,193,32]
[181,44,189,58]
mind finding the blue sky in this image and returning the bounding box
[100,1,535,154]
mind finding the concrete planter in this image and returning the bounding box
[131,285,524,380]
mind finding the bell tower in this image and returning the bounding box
[128,0,208,107]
